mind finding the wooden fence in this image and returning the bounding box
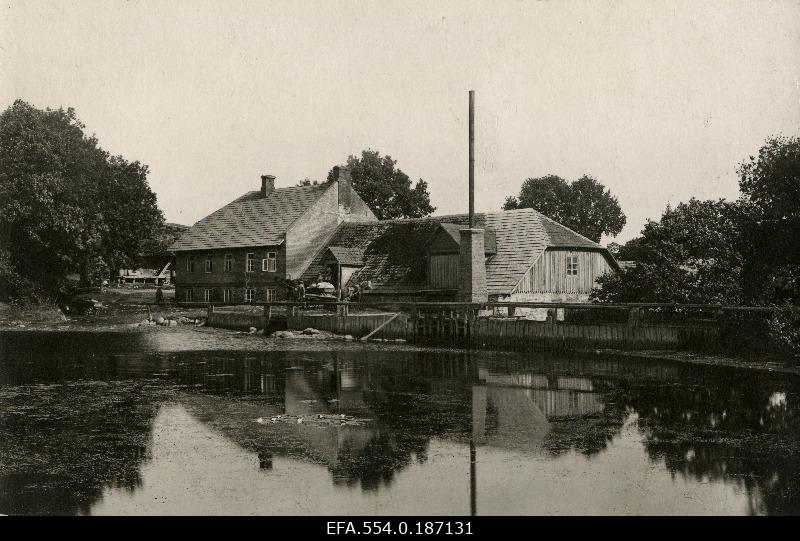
[193,301,798,354]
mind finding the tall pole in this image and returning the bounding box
[468,90,475,228]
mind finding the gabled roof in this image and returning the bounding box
[324,246,365,266]
[301,208,617,295]
[170,184,331,251]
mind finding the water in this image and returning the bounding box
[1,331,799,515]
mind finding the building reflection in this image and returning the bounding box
[1,331,799,515]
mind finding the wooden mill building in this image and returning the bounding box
[170,169,618,304]
[302,207,619,303]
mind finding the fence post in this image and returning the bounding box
[628,307,640,327]
[546,308,556,325]
[508,304,516,319]
[264,304,272,330]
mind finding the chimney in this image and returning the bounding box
[333,166,353,209]
[458,90,488,303]
[260,174,275,198]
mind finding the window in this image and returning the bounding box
[263,252,277,272]
[265,288,277,302]
[205,254,213,273]
[186,256,195,273]
[245,288,255,303]
[224,253,233,272]
[223,289,232,303]
[566,255,579,276]
[185,289,193,302]
[246,253,255,273]
[204,289,212,302]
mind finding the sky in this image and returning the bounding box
[2,0,799,244]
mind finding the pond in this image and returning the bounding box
[1,331,799,515]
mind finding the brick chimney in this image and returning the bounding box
[333,166,353,209]
[458,228,488,302]
[260,174,275,198]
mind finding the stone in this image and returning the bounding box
[249,327,257,334]
[302,327,320,335]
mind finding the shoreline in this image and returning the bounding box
[2,316,799,375]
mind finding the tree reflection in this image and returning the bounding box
[612,374,800,515]
[0,380,162,515]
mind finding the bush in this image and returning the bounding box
[766,308,800,361]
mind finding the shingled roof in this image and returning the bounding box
[302,208,617,295]
[170,184,331,251]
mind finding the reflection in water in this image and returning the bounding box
[0,331,799,515]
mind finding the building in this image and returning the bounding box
[302,208,619,303]
[171,169,618,304]
[169,168,376,303]
[119,263,173,285]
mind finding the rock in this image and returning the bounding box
[168,320,178,326]
[344,335,354,341]
[249,327,257,334]
[157,317,165,324]
[302,327,320,335]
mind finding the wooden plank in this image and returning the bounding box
[361,312,403,341]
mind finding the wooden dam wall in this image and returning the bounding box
[197,301,783,353]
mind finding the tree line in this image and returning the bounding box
[594,136,800,309]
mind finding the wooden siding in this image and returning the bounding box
[429,254,460,288]
[174,247,288,302]
[513,249,613,295]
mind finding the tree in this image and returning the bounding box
[503,175,626,242]
[591,199,745,304]
[737,135,800,304]
[327,150,434,220]
[0,100,163,299]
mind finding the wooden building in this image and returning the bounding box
[171,169,617,304]
[169,168,376,303]
[302,208,619,303]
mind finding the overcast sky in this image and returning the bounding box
[2,0,799,243]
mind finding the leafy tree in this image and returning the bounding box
[139,222,189,268]
[737,135,800,304]
[591,199,744,304]
[327,150,435,220]
[0,100,163,299]
[503,175,625,242]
